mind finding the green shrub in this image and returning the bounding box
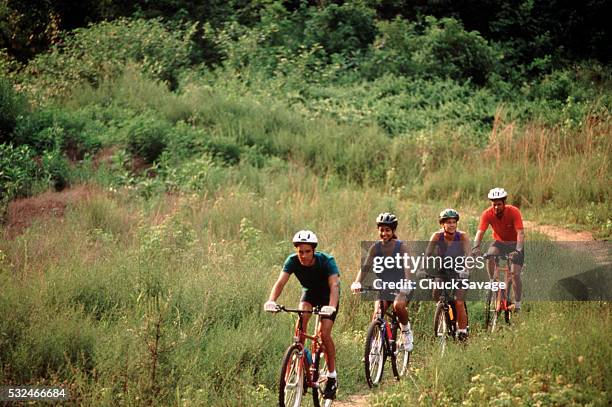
[304,3,377,56]
[21,18,197,100]
[0,76,28,144]
[40,148,71,191]
[12,108,103,158]
[364,16,497,85]
[0,144,38,204]
[124,115,171,164]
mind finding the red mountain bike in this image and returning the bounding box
[274,305,333,407]
[484,254,515,332]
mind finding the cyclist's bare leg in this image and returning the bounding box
[486,245,501,280]
[511,263,523,303]
[372,300,391,320]
[298,301,313,342]
[455,289,467,330]
[392,298,409,325]
[432,277,443,301]
[319,319,336,372]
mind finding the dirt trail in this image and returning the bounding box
[334,394,370,407]
[522,220,594,241]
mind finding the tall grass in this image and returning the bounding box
[371,302,611,406]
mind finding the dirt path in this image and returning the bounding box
[334,393,370,407]
[522,220,594,241]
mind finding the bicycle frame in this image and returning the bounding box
[361,290,409,387]
[281,306,326,389]
[485,254,514,331]
[432,276,469,352]
[373,300,399,355]
[435,284,457,338]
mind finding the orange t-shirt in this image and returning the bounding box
[478,205,524,242]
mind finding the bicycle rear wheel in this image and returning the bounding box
[433,302,448,353]
[312,350,332,407]
[484,288,495,330]
[391,323,410,379]
[279,344,305,407]
[364,320,386,387]
[505,279,513,324]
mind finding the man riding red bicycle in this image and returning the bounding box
[264,230,340,400]
[472,187,525,312]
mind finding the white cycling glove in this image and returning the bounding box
[415,270,428,280]
[320,306,336,316]
[457,270,470,280]
[350,281,362,293]
[264,300,278,313]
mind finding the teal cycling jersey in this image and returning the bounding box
[282,252,340,295]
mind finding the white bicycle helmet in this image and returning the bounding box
[376,212,398,228]
[487,187,508,200]
[292,230,318,247]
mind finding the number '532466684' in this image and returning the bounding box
[0,386,69,401]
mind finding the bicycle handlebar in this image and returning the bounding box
[483,253,510,260]
[275,304,324,314]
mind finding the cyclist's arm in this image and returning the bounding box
[424,232,439,257]
[421,232,440,275]
[328,274,340,309]
[354,245,376,284]
[473,229,485,251]
[516,229,525,252]
[268,271,290,302]
[460,232,474,272]
[399,241,412,280]
[460,232,471,256]
[474,212,490,250]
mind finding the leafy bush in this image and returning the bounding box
[124,115,171,164]
[415,17,497,84]
[40,148,71,191]
[12,108,103,158]
[303,3,377,56]
[0,76,28,144]
[20,18,197,100]
[364,16,497,85]
[0,144,38,209]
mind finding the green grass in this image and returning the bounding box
[370,302,611,406]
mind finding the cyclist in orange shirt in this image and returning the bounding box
[472,188,525,311]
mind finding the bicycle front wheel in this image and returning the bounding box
[484,288,495,330]
[279,344,305,407]
[490,291,502,333]
[364,320,386,387]
[391,323,410,379]
[434,302,448,353]
[312,350,333,407]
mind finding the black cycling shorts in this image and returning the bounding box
[300,291,339,322]
[491,241,525,266]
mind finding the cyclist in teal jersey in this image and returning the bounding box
[264,230,340,400]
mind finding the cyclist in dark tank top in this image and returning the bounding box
[351,213,414,352]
